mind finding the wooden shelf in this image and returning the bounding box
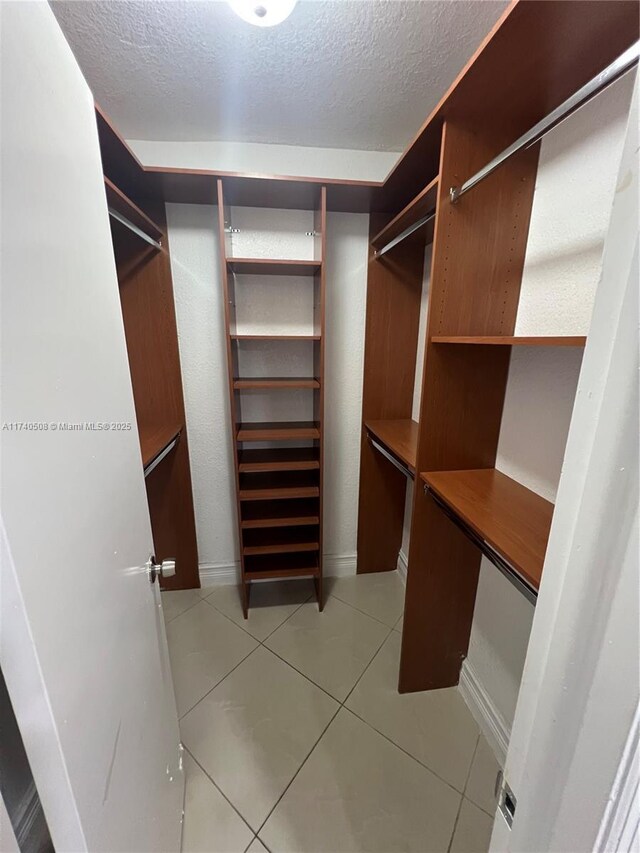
[239,470,320,501]
[420,468,554,590]
[233,377,320,390]
[371,176,438,252]
[227,258,321,276]
[139,423,182,469]
[238,448,320,473]
[244,552,319,580]
[104,177,163,242]
[231,334,321,341]
[366,419,418,475]
[237,421,321,441]
[241,499,320,529]
[432,335,587,347]
[242,526,320,556]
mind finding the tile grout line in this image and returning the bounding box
[183,745,257,837]
[327,589,404,631]
[447,733,481,853]
[178,643,260,721]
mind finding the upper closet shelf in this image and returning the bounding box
[104,176,163,249]
[421,468,553,602]
[366,419,418,478]
[371,176,438,257]
[432,335,587,347]
[139,423,182,477]
[227,258,321,276]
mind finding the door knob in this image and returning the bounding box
[147,555,176,584]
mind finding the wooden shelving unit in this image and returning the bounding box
[421,469,553,591]
[217,178,327,615]
[97,112,199,591]
[355,1,637,693]
[432,336,587,347]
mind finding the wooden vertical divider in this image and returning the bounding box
[399,119,540,691]
[313,187,327,608]
[356,219,425,574]
[216,179,248,613]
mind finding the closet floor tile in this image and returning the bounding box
[450,798,494,853]
[326,570,405,627]
[167,601,258,717]
[465,734,502,816]
[181,752,253,853]
[180,646,338,832]
[393,614,404,633]
[346,631,479,791]
[162,589,205,624]
[260,707,461,853]
[245,838,269,853]
[205,579,314,641]
[264,595,389,701]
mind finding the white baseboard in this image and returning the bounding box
[198,562,238,588]
[198,553,357,588]
[458,659,510,767]
[396,549,408,585]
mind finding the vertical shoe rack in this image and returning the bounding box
[216,179,327,616]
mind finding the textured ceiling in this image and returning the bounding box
[52,0,508,152]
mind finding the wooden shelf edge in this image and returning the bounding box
[227,258,322,276]
[243,542,319,556]
[231,335,321,341]
[139,423,182,469]
[241,516,320,529]
[244,568,319,581]
[431,335,587,347]
[371,175,439,251]
[233,377,320,389]
[104,176,164,241]
[239,488,320,501]
[365,419,418,474]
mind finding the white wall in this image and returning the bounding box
[464,72,635,744]
[130,138,399,183]
[166,203,368,582]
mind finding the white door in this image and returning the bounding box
[0,3,184,851]
[490,78,639,851]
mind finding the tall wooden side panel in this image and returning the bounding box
[399,120,539,691]
[117,206,199,590]
[314,188,327,607]
[356,221,425,574]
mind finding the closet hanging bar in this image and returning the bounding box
[424,484,538,605]
[108,207,163,251]
[144,435,179,478]
[368,435,414,480]
[450,40,640,204]
[374,210,436,258]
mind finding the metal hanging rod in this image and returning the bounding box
[368,434,414,480]
[424,484,537,605]
[144,435,179,478]
[450,41,640,204]
[375,210,436,258]
[108,207,162,251]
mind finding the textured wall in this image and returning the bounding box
[467,73,635,730]
[166,203,368,579]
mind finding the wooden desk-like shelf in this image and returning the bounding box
[432,335,587,347]
[371,176,438,253]
[227,258,321,276]
[139,423,182,469]
[421,468,554,591]
[366,419,418,475]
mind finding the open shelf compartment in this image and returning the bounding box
[366,419,418,476]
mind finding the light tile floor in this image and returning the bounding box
[163,572,501,853]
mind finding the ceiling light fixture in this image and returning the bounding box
[228,0,297,27]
